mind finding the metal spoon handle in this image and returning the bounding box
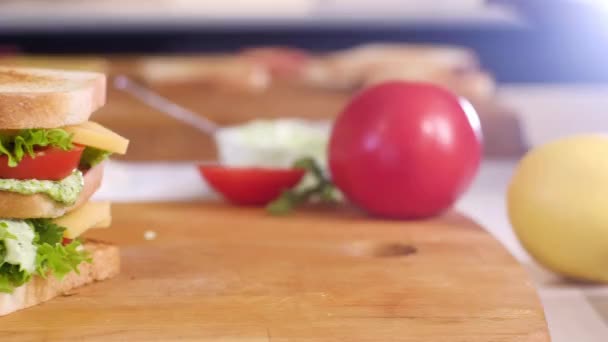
[114,75,219,135]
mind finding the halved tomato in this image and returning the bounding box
[0,145,84,180]
[198,165,305,206]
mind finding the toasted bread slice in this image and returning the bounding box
[0,240,120,316]
[0,163,104,219]
[0,67,106,129]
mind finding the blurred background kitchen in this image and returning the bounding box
[1,0,606,83]
[2,1,608,341]
[2,0,607,154]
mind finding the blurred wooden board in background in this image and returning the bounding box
[97,84,525,161]
[0,202,549,341]
[0,53,527,161]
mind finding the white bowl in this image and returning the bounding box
[214,118,332,169]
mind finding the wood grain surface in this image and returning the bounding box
[0,203,549,341]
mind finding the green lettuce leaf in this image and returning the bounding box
[79,147,111,169]
[0,219,90,293]
[0,263,31,293]
[0,222,28,293]
[0,129,73,167]
[0,221,15,241]
[36,240,91,280]
[29,219,64,246]
[29,219,91,279]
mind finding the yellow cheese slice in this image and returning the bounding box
[64,121,129,154]
[53,201,112,239]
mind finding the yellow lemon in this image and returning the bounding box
[507,134,608,282]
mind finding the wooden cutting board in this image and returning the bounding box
[1,203,549,341]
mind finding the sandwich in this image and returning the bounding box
[0,66,128,315]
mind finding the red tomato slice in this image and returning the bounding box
[62,238,73,246]
[198,165,305,206]
[0,145,84,181]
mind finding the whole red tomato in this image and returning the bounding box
[329,81,482,219]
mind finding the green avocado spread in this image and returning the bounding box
[0,170,84,205]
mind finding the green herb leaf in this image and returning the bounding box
[266,157,340,215]
[267,191,298,215]
[0,129,73,167]
[79,147,111,169]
